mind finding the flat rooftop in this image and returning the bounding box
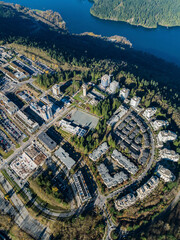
[38,132,57,151]
[70,110,99,129]
[55,147,75,170]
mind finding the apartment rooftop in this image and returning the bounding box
[55,147,75,170]
[143,107,157,120]
[73,171,91,203]
[97,163,128,188]
[157,130,177,145]
[150,120,169,131]
[89,142,109,161]
[111,149,138,175]
[0,93,19,115]
[160,148,179,162]
[107,105,128,126]
[136,176,159,200]
[156,164,176,182]
[115,193,137,211]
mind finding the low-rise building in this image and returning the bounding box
[0,93,19,115]
[156,164,176,182]
[58,119,87,137]
[55,147,75,170]
[143,107,157,120]
[97,163,128,188]
[111,149,138,175]
[115,193,137,211]
[9,62,30,78]
[73,171,91,203]
[136,176,159,200]
[107,105,128,126]
[10,144,47,179]
[89,142,109,161]
[159,148,179,162]
[130,96,141,108]
[150,120,169,131]
[16,110,39,133]
[119,88,130,100]
[38,132,57,152]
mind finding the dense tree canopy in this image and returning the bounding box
[91,0,180,28]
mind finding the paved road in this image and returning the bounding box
[0,174,50,240]
[0,106,71,169]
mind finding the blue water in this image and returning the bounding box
[3,0,180,66]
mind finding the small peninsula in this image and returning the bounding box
[90,0,180,28]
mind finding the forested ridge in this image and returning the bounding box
[91,0,180,28]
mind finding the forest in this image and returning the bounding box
[91,0,180,28]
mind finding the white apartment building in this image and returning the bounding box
[130,96,141,108]
[160,148,179,162]
[119,88,130,100]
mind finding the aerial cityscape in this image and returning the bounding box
[0,1,179,240]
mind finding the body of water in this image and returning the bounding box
[2,0,180,65]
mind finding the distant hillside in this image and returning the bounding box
[0,2,180,91]
[129,201,180,240]
[90,0,180,28]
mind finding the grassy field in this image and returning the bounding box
[29,179,70,210]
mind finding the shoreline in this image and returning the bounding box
[90,4,180,30]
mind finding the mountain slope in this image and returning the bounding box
[91,0,180,28]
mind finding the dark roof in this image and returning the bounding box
[38,132,57,151]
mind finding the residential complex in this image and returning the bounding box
[151,120,169,131]
[107,105,128,127]
[73,171,91,203]
[30,101,53,121]
[157,130,177,147]
[0,93,19,115]
[115,193,137,211]
[130,96,141,108]
[101,74,111,88]
[143,107,157,120]
[159,148,179,162]
[52,84,61,96]
[16,110,39,133]
[136,176,159,200]
[38,132,57,152]
[97,163,128,188]
[119,88,130,100]
[109,81,119,93]
[156,164,176,182]
[112,149,138,175]
[89,142,109,161]
[55,147,75,170]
